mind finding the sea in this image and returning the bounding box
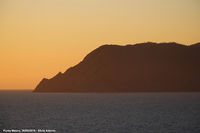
[0,91,200,133]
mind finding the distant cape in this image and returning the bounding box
[34,42,200,92]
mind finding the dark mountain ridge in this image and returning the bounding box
[34,42,200,92]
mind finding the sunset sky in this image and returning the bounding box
[0,0,200,90]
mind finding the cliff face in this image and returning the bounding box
[34,42,200,92]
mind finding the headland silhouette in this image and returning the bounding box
[34,42,200,92]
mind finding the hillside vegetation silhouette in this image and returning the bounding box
[34,42,200,92]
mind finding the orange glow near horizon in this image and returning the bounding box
[0,0,200,90]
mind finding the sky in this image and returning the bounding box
[0,0,200,90]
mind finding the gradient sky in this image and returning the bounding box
[0,0,200,90]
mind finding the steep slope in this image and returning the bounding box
[34,42,200,92]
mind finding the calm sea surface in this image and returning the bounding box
[0,91,200,133]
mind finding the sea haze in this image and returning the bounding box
[0,91,200,133]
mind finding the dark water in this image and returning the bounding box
[0,91,200,133]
